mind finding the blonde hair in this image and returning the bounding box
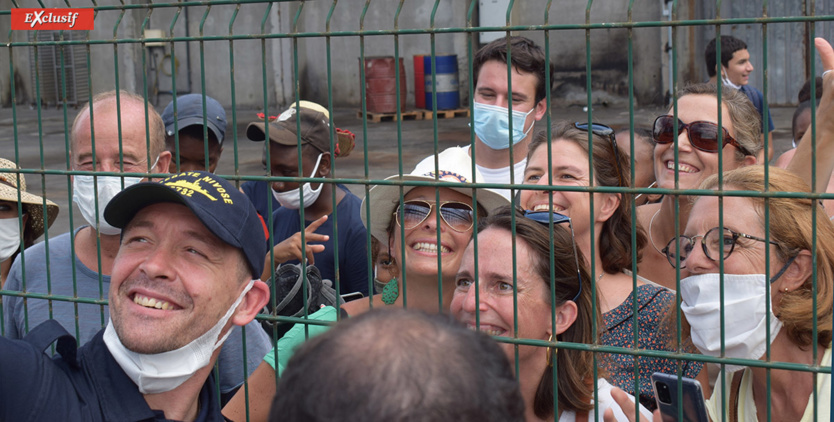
[700,166,833,348]
[676,83,762,161]
[71,90,166,161]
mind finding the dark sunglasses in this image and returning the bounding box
[652,115,752,156]
[574,122,624,187]
[394,200,475,233]
[524,210,583,303]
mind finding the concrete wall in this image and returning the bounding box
[10,0,817,110]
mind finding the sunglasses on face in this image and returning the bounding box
[652,115,752,156]
[394,200,475,233]
[574,122,624,187]
[662,226,780,269]
[524,210,583,303]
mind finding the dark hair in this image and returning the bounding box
[473,36,554,104]
[792,100,819,143]
[528,121,647,273]
[271,309,525,422]
[798,77,824,103]
[165,124,221,150]
[704,36,748,78]
[477,206,600,418]
[632,127,654,145]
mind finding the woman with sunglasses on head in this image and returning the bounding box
[518,121,706,410]
[636,83,761,288]
[613,166,833,422]
[223,147,508,421]
[451,206,653,421]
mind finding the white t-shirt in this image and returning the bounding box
[559,378,654,422]
[413,145,526,201]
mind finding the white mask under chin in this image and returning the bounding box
[104,279,255,394]
[0,218,22,262]
[680,273,782,373]
[271,153,324,210]
[721,72,742,90]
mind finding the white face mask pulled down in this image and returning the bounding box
[721,69,742,90]
[272,153,324,210]
[104,279,255,394]
[0,218,22,262]
[680,272,787,373]
[72,157,159,235]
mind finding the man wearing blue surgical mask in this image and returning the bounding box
[415,36,553,200]
[246,101,369,298]
[2,90,272,405]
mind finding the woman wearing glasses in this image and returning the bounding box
[616,166,833,421]
[451,206,653,421]
[637,83,761,288]
[518,121,705,410]
[223,147,508,421]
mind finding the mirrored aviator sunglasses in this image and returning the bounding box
[394,200,475,233]
[652,115,752,155]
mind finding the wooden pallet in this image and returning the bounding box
[356,109,424,123]
[422,108,470,119]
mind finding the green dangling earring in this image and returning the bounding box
[381,277,399,305]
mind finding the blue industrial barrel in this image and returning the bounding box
[424,55,460,110]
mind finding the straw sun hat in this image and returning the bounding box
[361,147,510,241]
[0,158,59,241]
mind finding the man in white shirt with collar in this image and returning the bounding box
[415,36,552,200]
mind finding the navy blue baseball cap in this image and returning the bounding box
[161,94,227,145]
[104,171,266,278]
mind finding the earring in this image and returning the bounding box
[546,334,556,367]
[382,277,399,305]
[784,287,790,293]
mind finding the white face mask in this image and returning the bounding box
[73,175,142,235]
[721,69,742,90]
[104,279,255,394]
[0,218,22,262]
[272,153,324,210]
[680,273,783,372]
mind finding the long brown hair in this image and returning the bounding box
[478,206,602,417]
[528,121,647,273]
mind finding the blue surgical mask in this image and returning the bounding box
[472,102,536,150]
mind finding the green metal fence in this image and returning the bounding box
[1,1,833,421]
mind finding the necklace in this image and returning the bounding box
[648,208,666,255]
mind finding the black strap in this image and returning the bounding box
[22,320,79,368]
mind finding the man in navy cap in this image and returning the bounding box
[162,93,227,173]
[0,171,270,421]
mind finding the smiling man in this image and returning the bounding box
[0,171,270,421]
[705,36,775,162]
[414,36,553,200]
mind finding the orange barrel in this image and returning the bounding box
[361,57,407,114]
[414,54,426,109]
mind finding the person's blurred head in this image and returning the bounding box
[797,76,824,103]
[271,309,526,422]
[520,122,646,274]
[451,206,599,419]
[705,36,753,87]
[792,100,818,146]
[652,83,760,193]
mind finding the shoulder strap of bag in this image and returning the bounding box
[728,370,744,422]
[22,320,79,368]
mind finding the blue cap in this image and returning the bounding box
[104,171,266,278]
[161,94,227,145]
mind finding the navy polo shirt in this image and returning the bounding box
[0,320,228,422]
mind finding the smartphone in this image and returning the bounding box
[651,372,710,422]
[340,292,364,302]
